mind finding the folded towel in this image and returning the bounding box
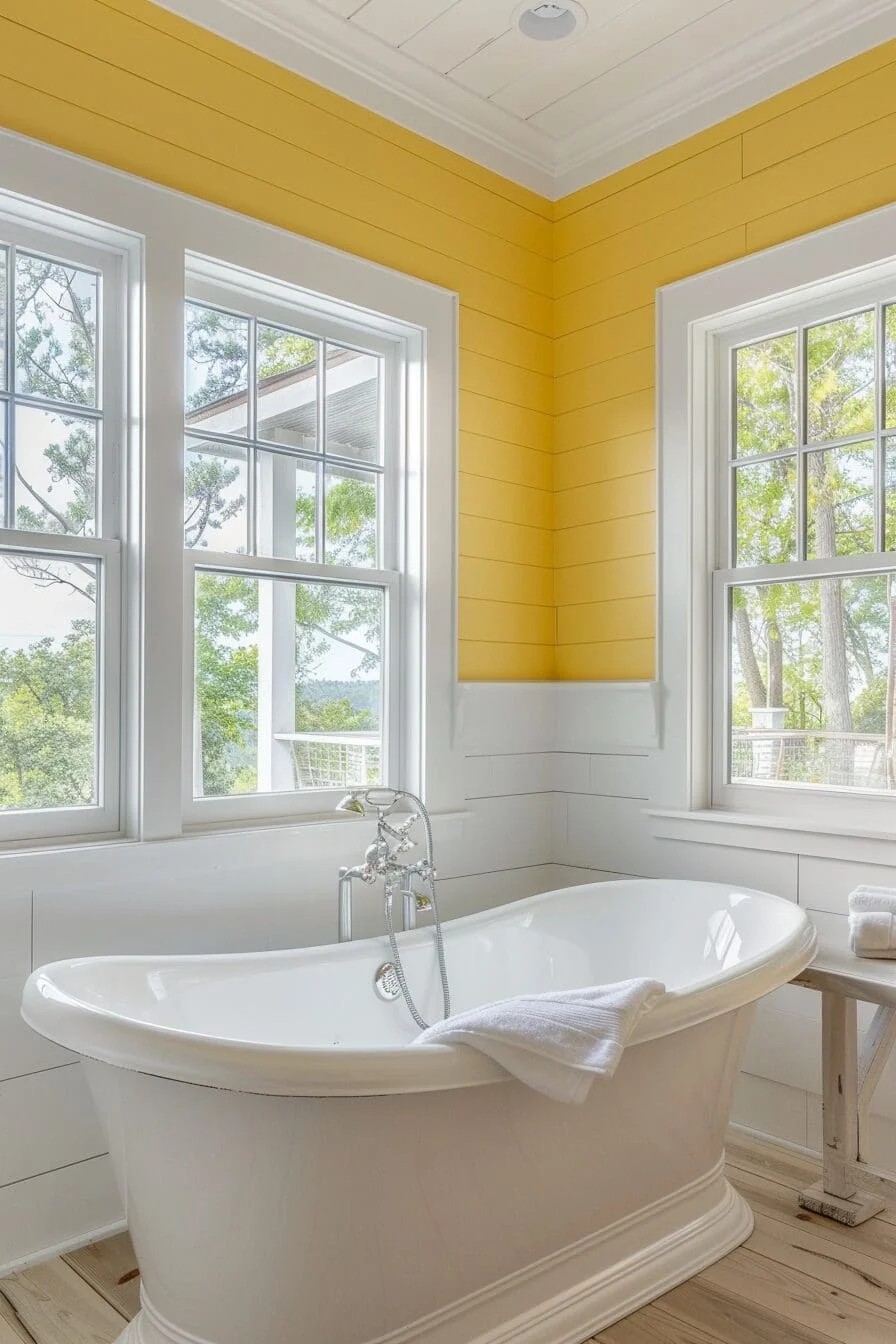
[414,979,665,1104]
[849,911,896,958]
[849,885,896,917]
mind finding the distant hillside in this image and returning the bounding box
[302,680,379,715]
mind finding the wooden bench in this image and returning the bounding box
[792,909,896,1225]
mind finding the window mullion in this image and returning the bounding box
[139,234,187,842]
[5,244,15,531]
[797,324,806,563]
[317,341,326,564]
[876,301,886,553]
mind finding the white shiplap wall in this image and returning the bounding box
[8,675,895,1270]
[550,682,896,1170]
[0,682,567,1273]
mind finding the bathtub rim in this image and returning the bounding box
[22,878,817,1097]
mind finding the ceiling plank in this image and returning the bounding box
[315,0,370,18]
[350,0,460,48]
[534,0,818,137]
[451,0,643,100]
[492,0,730,120]
[401,0,514,74]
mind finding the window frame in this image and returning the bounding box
[181,262,412,826]
[0,129,461,850]
[0,211,132,844]
[654,207,896,842]
[711,280,896,825]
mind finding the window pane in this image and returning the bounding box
[256,324,318,450]
[15,253,99,408]
[806,311,875,444]
[884,305,896,429]
[734,456,796,566]
[255,450,317,562]
[184,303,249,436]
[885,440,896,552]
[729,574,896,792]
[0,246,7,391]
[325,345,382,464]
[14,406,97,537]
[0,406,6,524]
[0,556,98,810]
[194,573,383,797]
[734,333,797,457]
[806,442,874,559]
[325,466,378,567]
[184,438,248,552]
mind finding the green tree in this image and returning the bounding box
[1,279,380,809]
[732,312,890,788]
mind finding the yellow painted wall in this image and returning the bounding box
[5,2,896,681]
[553,37,896,680]
[0,0,555,681]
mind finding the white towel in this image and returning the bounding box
[848,886,896,958]
[849,911,896,958]
[849,885,896,917]
[414,979,665,1104]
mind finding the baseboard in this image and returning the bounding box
[118,1162,752,1344]
[0,1218,127,1278]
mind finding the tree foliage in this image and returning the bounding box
[1,286,381,810]
[732,313,896,790]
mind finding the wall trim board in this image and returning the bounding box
[456,682,660,756]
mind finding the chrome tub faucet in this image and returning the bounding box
[335,787,435,943]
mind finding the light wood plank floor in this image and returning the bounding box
[3,1135,896,1342]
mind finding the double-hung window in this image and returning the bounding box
[182,264,402,824]
[0,222,124,842]
[0,131,451,850]
[714,286,896,819]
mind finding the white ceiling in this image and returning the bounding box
[160,0,896,196]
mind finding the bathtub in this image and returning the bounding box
[22,878,814,1344]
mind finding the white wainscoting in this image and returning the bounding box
[549,681,896,1168]
[11,675,896,1270]
[0,682,569,1272]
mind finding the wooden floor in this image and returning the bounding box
[3,1134,896,1342]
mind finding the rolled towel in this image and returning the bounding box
[414,978,665,1104]
[849,911,896,958]
[849,885,896,916]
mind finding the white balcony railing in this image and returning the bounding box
[732,728,891,790]
[274,731,381,790]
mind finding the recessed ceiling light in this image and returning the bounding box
[513,1,588,42]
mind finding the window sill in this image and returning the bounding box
[646,807,896,864]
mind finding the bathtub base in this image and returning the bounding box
[115,1165,752,1344]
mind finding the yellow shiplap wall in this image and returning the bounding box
[553,37,896,680]
[9,2,896,682]
[0,0,555,680]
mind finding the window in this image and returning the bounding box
[182,270,402,822]
[0,225,124,842]
[713,292,896,813]
[0,133,455,848]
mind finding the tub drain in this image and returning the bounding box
[374,962,402,1001]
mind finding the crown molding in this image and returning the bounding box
[553,0,896,196]
[156,0,896,201]
[152,0,558,196]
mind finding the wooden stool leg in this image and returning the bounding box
[799,991,886,1226]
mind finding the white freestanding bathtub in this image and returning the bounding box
[23,879,814,1344]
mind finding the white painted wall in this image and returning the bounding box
[550,681,896,1173]
[7,675,894,1270]
[0,683,571,1272]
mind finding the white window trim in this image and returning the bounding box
[0,129,461,850]
[652,198,896,853]
[180,263,410,826]
[0,203,137,845]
